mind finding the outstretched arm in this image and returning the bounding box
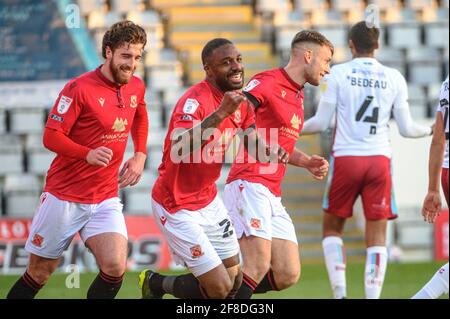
[393,107,433,138]
[302,100,336,134]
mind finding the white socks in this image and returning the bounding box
[412,263,449,299]
[322,236,347,299]
[365,246,388,299]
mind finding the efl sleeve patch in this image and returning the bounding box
[57,95,73,114]
[243,79,260,92]
[182,98,200,114]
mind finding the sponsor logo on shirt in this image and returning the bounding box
[50,114,63,122]
[243,79,260,92]
[130,95,138,108]
[160,216,167,226]
[31,234,44,247]
[98,97,105,107]
[112,117,128,132]
[190,245,204,259]
[57,95,73,114]
[281,90,286,99]
[183,98,200,114]
[290,114,301,130]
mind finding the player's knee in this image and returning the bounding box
[100,259,126,278]
[27,267,52,286]
[252,261,271,283]
[205,277,233,299]
[274,267,301,290]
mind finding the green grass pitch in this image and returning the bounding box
[0,261,447,299]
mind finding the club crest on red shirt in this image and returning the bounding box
[190,245,204,259]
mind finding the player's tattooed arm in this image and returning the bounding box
[171,91,245,157]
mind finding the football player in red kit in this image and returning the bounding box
[7,21,148,299]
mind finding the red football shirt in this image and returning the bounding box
[152,80,255,213]
[44,66,147,203]
[226,68,304,197]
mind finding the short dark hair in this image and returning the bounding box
[102,20,147,59]
[349,21,380,54]
[201,38,233,66]
[291,30,334,55]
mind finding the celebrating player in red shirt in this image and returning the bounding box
[7,21,148,299]
[223,31,333,299]
[139,38,288,299]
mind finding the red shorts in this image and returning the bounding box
[323,155,397,220]
[442,168,449,207]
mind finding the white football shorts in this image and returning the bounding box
[25,192,127,259]
[223,179,298,244]
[151,194,240,277]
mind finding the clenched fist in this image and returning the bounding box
[216,91,246,119]
[86,146,113,167]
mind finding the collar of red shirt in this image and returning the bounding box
[205,78,225,100]
[95,65,123,89]
[280,67,303,91]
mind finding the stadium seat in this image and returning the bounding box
[0,183,4,216]
[146,64,183,92]
[110,0,144,14]
[0,135,24,175]
[424,21,449,49]
[145,48,179,68]
[76,0,107,17]
[314,24,348,49]
[404,0,437,10]
[386,21,422,49]
[294,0,327,13]
[9,108,45,134]
[4,174,41,217]
[331,0,364,12]
[25,134,55,175]
[256,0,292,16]
[407,47,443,85]
[126,10,164,50]
[422,6,449,22]
[331,47,352,64]
[147,146,164,171]
[123,171,157,215]
[427,82,444,109]
[0,108,5,134]
[407,84,427,104]
[375,48,406,76]
[147,107,163,130]
[367,0,401,11]
[87,10,122,30]
[274,11,310,53]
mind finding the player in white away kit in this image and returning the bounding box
[302,21,433,299]
[412,76,449,299]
